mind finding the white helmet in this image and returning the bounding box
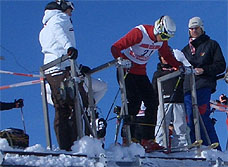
[154,15,176,39]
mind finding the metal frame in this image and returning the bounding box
[157,70,181,148]
[189,71,201,142]
[40,57,119,149]
[85,59,118,139]
[116,66,131,146]
[40,55,84,149]
[156,68,211,149]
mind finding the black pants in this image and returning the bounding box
[46,71,78,151]
[124,73,157,140]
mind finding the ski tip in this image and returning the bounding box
[193,140,203,146]
[210,142,219,149]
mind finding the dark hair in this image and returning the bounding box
[45,1,62,11]
[56,0,74,12]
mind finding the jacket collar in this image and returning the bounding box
[190,33,210,48]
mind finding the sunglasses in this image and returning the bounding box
[189,26,200,31]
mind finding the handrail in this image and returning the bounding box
[40,55,119,149]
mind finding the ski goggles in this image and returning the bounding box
[159,32,172,41]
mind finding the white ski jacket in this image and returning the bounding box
[39,9,76,72]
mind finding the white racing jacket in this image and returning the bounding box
[39,9,76,72]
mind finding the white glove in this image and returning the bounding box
[117,57,132,68]
[173,49,192,67]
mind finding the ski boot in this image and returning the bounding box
[141,139,164,153]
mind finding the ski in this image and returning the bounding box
[140,155,207,161]
[168,141,219,154]
[196,142,219,152]
[210,100,228,113]
[167,139,203,153]
[149,139,203,153]
[0,150,88,158]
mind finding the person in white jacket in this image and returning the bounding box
[39,0,107,151]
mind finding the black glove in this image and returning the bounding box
[15,99,24,108]
[67,47,78,59]
[79,64,91,76]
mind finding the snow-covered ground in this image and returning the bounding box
[0,136,228,167]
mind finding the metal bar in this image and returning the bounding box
[39,69,52,149]
[189,71,201,142]
[81,108,95,137]
[87,59,117,75]
[86,74,97,138]
[157,71,181,82]
[40,54,70,71]
[156,71,181,149]
[157,78,168,148]
[117,67,131,146]
[70,59,83,139]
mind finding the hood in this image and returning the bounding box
[42,9,62,25]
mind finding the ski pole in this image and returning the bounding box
[20,107,26,133]
[105,72,128,121]
[105,88,120,121]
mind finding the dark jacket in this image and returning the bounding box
[0,102,16,111]
[152,63,184,103]
[182,34,226,93]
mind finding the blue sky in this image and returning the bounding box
[0,0,227,151]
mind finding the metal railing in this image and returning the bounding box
[156,68,211,149]
[40,56,132,149]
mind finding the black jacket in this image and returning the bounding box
[182,34,226,93]
[152,63,184,103]
[0,102,16,111]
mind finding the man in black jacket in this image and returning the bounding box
[182,17,226,150]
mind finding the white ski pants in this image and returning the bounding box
[155,103,189,148]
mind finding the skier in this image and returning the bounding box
[182,17,226,151]
[39,0,107,151]
[152,51,188,148]
[111,15,182,152]
[0,99,24,111]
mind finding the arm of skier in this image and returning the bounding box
[0,102,16,111]
[158,42,182,69]
[111,28,143,59]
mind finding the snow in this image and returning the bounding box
[0,137,228,167]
